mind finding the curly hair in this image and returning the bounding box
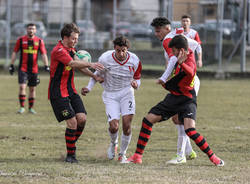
[151,17,171,27]
[113,36,130,48]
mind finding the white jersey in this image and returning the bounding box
[87,50,142,92]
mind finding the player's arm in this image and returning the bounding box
[131,61,142,89]
[194,32,202,68]
[41,54,50,72]
[9,38,21,75]
[177,50,195,76]
[81,70,103,96]
[158,56,178,84]
[196,44,202,68]
[79,68,104,82]
[68,59,104,71]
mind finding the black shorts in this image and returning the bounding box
[18,70,38,87]
[149,93,197,123]
[50,93,87,122]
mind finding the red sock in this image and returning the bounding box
[75,126,84,142]
[65,128,76,156]
[185,128,214,158]
[28,97,35,109]
[135,118,153,155]
[19,95,26,107]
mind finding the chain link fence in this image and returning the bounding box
[0,0,249,72]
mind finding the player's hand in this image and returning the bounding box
[131,80,138,89]
[156,79,165,85]
[93,75,104,83]
[90,63,104,71]
[81,87,89,96]
[9,64,14,75]
[197,59,202,68]
[44,65,50,72]
[177,49,187,64]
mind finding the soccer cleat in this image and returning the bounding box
[209,154,224,167]
[118,154,129,164]
[29,108,37,114]
[127,153,142,164]
[187,150,197,160]
[17,107,25,114]
[107,143,118,160]
[167,155,187,164]
[64,155,78,163]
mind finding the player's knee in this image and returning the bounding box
[109,120,119,133]
[77,116,86,128]
[172,116,179,125]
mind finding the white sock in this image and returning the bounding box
[185,136,193,156]
[119,133,132,156]
[108,130,118,145]
[176,125,188,157]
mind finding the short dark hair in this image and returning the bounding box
[151,17,171,27]
[168,35,188,51]
[181,14,191,20]
[113,36,130,48]
[26,23,36,28]
[61,23,80,39]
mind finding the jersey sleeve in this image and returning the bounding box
[163,38,173,58]
[133,61,142,80]
[180,53,196,76]
[39,39,47,54]
[13,38,21,52]
[194,32,202,44]
[54,48,72,65]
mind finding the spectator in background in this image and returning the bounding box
[9,23,50,114]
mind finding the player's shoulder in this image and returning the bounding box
[128,51,140,62]
[99,50,113,60]
[51,42,65,54]
[190,28,198,34]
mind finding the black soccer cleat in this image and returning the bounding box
[65,155,78,163]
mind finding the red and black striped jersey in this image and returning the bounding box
[48,41,78,99]
[13,35,47,74]
[165,49,196,98]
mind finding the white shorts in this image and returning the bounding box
[194,75,200,96]
[102,87,135,122]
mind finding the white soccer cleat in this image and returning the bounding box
[167,155,187,164]
[107,143,118,160]
[118,154,129,164]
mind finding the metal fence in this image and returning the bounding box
[0,0,249,72]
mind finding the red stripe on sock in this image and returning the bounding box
[66,143,75,148]
[194,135,203,144]
[65,136,75,141]
[139,132,151,139]
[142,122,152,131]
[136,148,144,154]
[138,139,147,146]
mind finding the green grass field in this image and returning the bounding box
[0,74,250,184]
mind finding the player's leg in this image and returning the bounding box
[102,92,120,160]
[118,114,133,163]
[50,97,78,163]
[128,94,176,164]
[27,73,38,114]
[167,114,187,164]
[184,118,224,166]
[70,93,87,143]
[118,88,135,163]
[17,71,27,113]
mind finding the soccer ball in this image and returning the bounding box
[76,50,92,63]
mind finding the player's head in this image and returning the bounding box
[61,23,80,48]
[181,14,191,30]
[26,23,36,38]
[113,36,130,61]
[151,17,171,41]
[168,35,188,57]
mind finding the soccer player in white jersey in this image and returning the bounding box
[181,14,203,68]
[81,36,142,163]
[150,17,199,164]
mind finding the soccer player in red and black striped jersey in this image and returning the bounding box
[48,23,104,163]
[9,23,49,114]
[128,35,224,166]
